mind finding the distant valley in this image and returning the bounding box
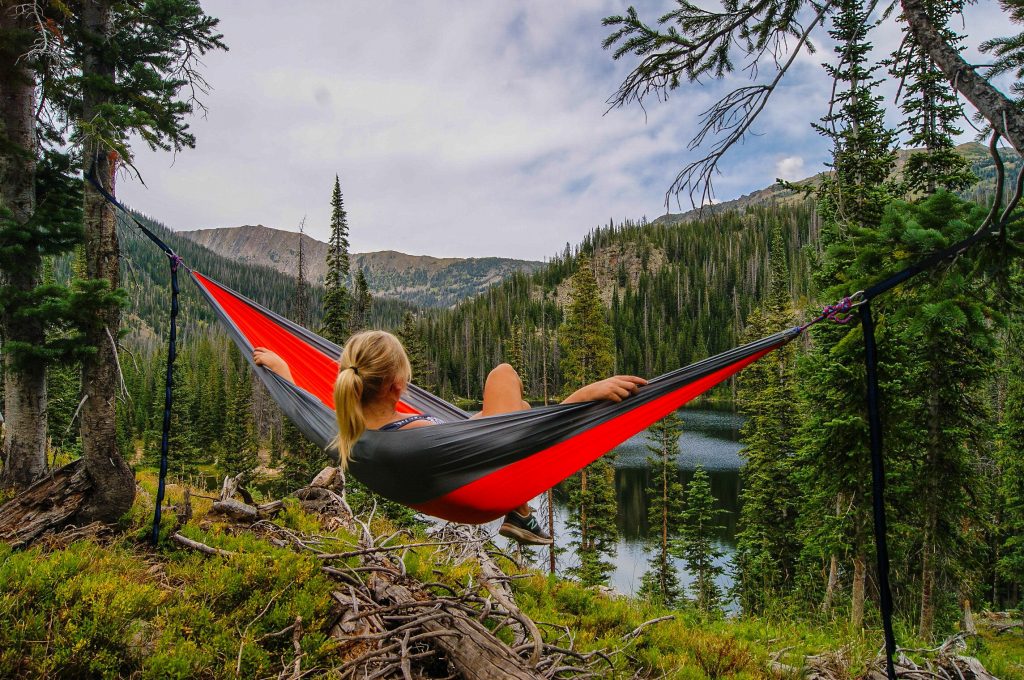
[180,225,544,308]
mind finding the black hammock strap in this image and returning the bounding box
[85,168,184,546]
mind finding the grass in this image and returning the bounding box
[0,472,1020,679]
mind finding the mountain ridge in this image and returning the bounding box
[180,224,544,308]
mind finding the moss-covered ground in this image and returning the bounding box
[1,472,1020,679]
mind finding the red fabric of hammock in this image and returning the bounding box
[193,272,419,414]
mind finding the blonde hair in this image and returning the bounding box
[333,330,412,468]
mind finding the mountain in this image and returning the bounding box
[179,225,544,308]
[652,142,1020,227]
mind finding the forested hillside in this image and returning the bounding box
[413,202,820,400]
[111,212,413,346]
[181,224,545,308]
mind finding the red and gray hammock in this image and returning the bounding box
[89,170,999,680]
[193,272,797,523]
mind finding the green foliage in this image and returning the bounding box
[559,256,618,586]
[218,366,258,478]
[639,411,687,608]
[410,206,817,401]
[734,224,801,613]
[559,257,614,393]
[504,315,528,393]
[565,456,618,587]
[0,151,111,371]
[995,324,1024,590]
[397,311,434,393]
[0,531,334,678]
[46,0,227,163]
[679,466,725,615]
[349,268,372,333]
[321,175,351,344]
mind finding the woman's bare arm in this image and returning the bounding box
[563,375,647,404]
[253,347,295,384]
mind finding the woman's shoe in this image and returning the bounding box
[499,508,553,545]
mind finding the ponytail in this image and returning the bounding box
[333,331,411,467]
[333,366,365,468]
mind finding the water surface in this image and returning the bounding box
[517,407,746,603]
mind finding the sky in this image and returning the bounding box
[117,1,1009,261]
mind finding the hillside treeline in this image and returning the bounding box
[414,203,820,401]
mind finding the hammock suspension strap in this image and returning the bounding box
[85,167,185,546]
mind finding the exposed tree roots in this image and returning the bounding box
[203,467,642,679]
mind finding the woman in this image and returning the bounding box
[254,330,646,545]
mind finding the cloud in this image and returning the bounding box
[775,156,806,181]
[115,0,1006,260]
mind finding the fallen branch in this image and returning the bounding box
[171,532,235,558]
[621,616,675,642]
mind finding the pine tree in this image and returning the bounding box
[734,222,801,613]
[639,411,686,607]
[69,0,226,521]
[995,325,1024,597]
[350,269,372,333]
[679,465,725,615]
[292,218,310,328]
[560,256,618,586]
[566,454,618,587]
[219,368,258,478]
[504,315,528,394]
[322,175,352,344]
[559,257,614,393]
[397,312,434,393]
[888,0,975,197]
[1,148,86,488]
[878,193,996,639]
[795,0,899,628]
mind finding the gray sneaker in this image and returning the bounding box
[499,509,553,545]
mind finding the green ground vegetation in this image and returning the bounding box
[1,473,1020,679]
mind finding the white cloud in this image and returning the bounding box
[775,156,806,181]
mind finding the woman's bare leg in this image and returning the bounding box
[478,363,532,514]
[478,363,529,417]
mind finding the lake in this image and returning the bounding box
[502,408,746,603]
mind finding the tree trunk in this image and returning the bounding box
[0,460,91,547]
[77,0,134,523]
[823,554,840,614]
[579,468,588,550]
[920,366,941,640]
[920,512,937,640]
[901,0,1024,154]
[821,494,844,614]
[852,553,866,629]
[0,3,47,491]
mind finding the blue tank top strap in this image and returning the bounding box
[378,415,445,431]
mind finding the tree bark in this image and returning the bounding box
[821,494,844,614]
[920,512,937,640]
[901,0,1024,153]
[0,460,91,547]
[0,2,48,491]
[822,554,840,614]
[76,0,134,523]
[851,553,866,629]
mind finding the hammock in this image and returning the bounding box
[192,271,800,523]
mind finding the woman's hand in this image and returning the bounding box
[253,347,294,383]
[563,376,647,404]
